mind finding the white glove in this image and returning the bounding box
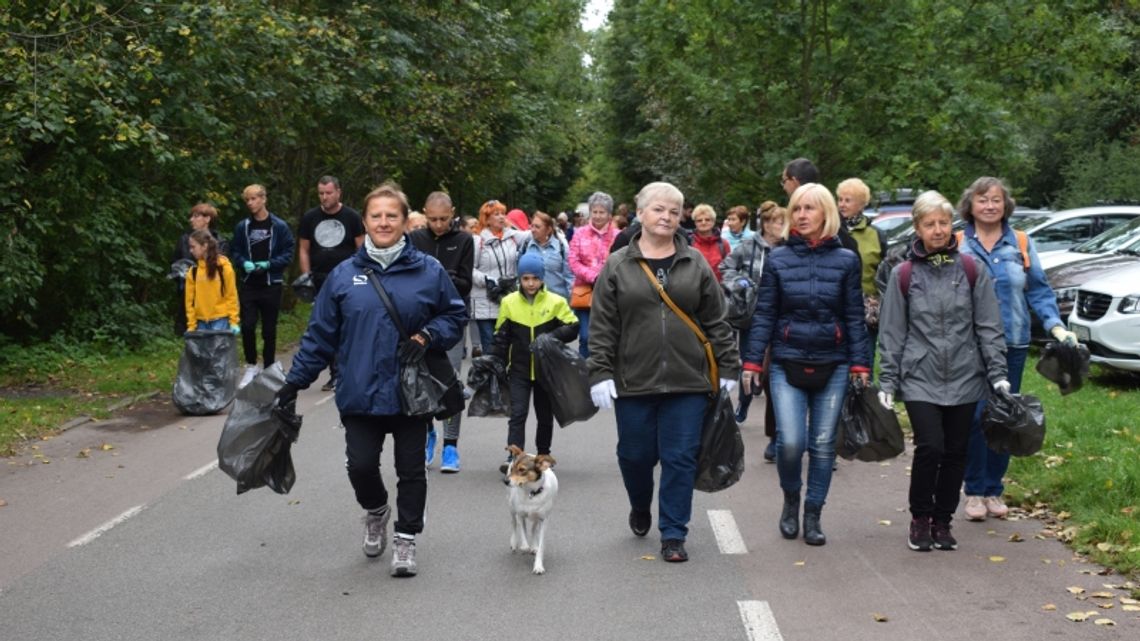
[590,379,617,410]
[877,391,893,410]
[1051,326,1079,346]
[993,379,1011,394]
[719,378,738,394]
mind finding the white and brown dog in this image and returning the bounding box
[505,445,558,575]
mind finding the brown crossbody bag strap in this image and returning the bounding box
[638,260,718,394]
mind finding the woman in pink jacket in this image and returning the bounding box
[568,191,619,358]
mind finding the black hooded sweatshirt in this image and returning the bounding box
[409,220,475,298]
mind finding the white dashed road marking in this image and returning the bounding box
[67,505,146,548]
[738,600,783,641]
[315,394,335,406]
[708,509,748,554]
[184,460,218,480]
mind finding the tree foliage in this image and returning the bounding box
[0,0,588,343]
[597,0,1139,209]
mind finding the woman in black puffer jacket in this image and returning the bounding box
[741,183,872,547]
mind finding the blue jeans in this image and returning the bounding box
[198,317,229,331]
[964,346,1028,497]
[769,361,849,507]
[476,319,497,352]
[614,393,707,541]
[574,309,590,358]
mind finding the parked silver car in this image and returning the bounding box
[1069,263,1140,373]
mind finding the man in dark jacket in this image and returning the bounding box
[409,191,474,473]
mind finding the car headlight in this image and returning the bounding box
[1120,295,1140,314]
[1055,287,1078,304]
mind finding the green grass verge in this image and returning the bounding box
[0,303,312,456]
[1007,361,1140,580]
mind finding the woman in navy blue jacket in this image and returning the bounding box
[274,184,467,578]
[741,183,872,546]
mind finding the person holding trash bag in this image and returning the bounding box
[173,203,228,336]
[878,190,1009,552]
[274,183,467,578]
[487,253,579,480]
[740,183,872,547]
[955,176,1077,522]
[588,181,740,563]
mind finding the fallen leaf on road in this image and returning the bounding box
[871,613,888,622]
[1056,511,1072,520]
[100,443,114,451]
[879,462,891,467]
[1091,591,1114,599]
[1042,604,1056,611]
[1067,587,1086,594]
[794,561,805,566]
[1094,619,1115,626]
[77,448,91,459]
[1120,597,1139,605]
[1065,611,1094,622]
[989,556,1006,563]
[1094,602,1113,609]
[287,499,301,505]
[1008,532,1024,542]
[1122,605,1140,612]
[0,499,7,507]
[878,520,891,526]
[640,555,655,561]
[986,529,997,536]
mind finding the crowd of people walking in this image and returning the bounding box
[177,160,1075,576]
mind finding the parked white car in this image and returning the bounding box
[1039,215,1140,270]
[1069,263,1140,373]
[1010,205,1140,253]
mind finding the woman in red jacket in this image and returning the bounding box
[690,204,730,281]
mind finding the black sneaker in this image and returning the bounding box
[661,539,688,562]
[629,509,651,537]
[320,378,336,392]
[931,521,958,550]
[908,516,933,552]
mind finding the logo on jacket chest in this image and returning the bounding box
[353,275,368,285]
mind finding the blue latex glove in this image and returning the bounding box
[230,324,241,335]
[736,278,751,289]
[255,261,270,270]
[243,261,256,274]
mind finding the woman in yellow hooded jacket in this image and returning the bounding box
[184,229,240,334]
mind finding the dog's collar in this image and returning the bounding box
[529,484,545,498]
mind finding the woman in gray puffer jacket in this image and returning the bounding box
[877,190,1008,553]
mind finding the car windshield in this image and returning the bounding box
[1071,217,1140,253]
[1009,215,1051,231]
[1115,233,1140,256]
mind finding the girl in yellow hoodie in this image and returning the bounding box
[185,230,240,334]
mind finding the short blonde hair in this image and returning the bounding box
[242,184,266,199]
[784,183,840,240]
[911,190,954,227]
[691,203,717,223]
[836,178,871,209]
[635,181,684,212]
[362,182,410,218]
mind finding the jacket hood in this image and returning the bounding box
[909,234,961,261]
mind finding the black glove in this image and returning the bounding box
[275,382,299,412]
[398,335,429,364]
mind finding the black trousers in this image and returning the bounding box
[239,283,282,367]
[342,414,429,536]
[904,401,975,523]
[507,375,554,455]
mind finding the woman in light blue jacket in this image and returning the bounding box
[519,211,574,300]
[955,177,1078,522]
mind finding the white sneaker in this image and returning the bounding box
[984,496,1009,519]
[963,495,987,521]
[238,365,260,389]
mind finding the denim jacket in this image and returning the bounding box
[959,223,1062,348]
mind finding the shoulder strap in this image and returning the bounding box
[637,260,717,392]
[954,230,965,247]
[898,260,913,297]
[363,268,410,340]
[1015,230,1030,271]
[960,253,978,288]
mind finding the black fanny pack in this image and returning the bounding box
[781,359,839,391]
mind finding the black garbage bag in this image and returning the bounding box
[695,389,745,493]
[839,380,905,462]
[1035,341,1091,396]
[217,364,303,494]
[983,390,1046,457]
[836,380,872,460]
[466,355,510,417]
[172,330,239,415]
[399,359,449,417]
[531,334,598,427]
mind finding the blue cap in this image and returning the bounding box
[517,253,545,280]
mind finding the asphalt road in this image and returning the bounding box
[1,366,1134,640]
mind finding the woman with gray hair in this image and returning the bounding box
[955,177,1075,522]
[587,182,740,563]
[568,191,620,358]
[878,190,1008,552]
